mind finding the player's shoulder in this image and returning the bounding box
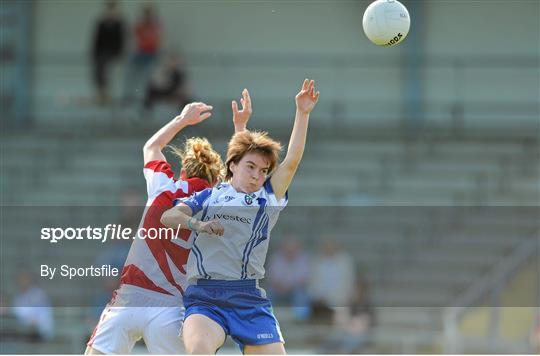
[215,182,231,191]
[259,178,288,209]
[144,159,171,171]
[144,159,175,178]
[186,177,211,195]
[262,178,275,195]
[210,182,236,196]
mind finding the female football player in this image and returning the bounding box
[86,90,252,354]
[161,79,320,354]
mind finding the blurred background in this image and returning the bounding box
[1,0,539,354]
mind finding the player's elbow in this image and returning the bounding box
[160,209,176,228]
[143,144,153,159]
[143,140,159,153]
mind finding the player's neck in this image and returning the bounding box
[230,181,247,194]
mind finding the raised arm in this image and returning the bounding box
[143,102,213,164]
[232,89,252,133]
[270,79,320,200]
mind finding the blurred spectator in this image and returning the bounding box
[309,240,356,309]
[267,236,311,320]
[123,4,161,103]
[11,271,54,341]
[142,52,192,113]
[318,273,374,353]
[91,0,125,105]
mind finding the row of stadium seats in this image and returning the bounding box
[3,133,538,205]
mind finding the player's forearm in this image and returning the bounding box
[282,110,310,169]
[144,116,188,151]
[161,205,200,231]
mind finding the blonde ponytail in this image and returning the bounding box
[169,137,224,185]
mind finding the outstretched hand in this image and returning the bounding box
[295,79,320,115]
[177,102,213,126]
[232,89,252,131]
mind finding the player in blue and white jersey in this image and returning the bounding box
[161,79,320,354]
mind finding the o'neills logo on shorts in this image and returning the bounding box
[205,214,252,224]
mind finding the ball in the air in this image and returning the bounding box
[363,0,410,46]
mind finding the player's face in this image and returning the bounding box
[230,152,270,194]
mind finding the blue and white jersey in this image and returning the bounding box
[174,179,288,284]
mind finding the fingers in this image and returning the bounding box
[300,79,316,95]
[299,79,319,97]
[188,102,212,112]
[197,103,213,113]
[205,220,224,236]
[213,224,224,236]
[314,90,320,102]
[180,102,213,124]
[211,225,224,236]
[232,100,239,114]
[242,89,252,112]
[302,78,309,90]
[200,112,212,121]
[233,89,252,113]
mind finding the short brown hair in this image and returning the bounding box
[169,137,224,185]
[225,130,282,181]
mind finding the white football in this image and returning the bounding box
[362,0,410,46]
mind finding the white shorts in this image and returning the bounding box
[87,285,185,354]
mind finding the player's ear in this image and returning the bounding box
[230,161,237,175]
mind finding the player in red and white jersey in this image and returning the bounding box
[86,91,252,354]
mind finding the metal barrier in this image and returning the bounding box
[443,234,539,353]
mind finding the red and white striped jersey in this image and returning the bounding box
[119,160,210,298]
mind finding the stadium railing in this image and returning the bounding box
[443,235,539,353]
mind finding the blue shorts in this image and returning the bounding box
[183,279,284,350]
